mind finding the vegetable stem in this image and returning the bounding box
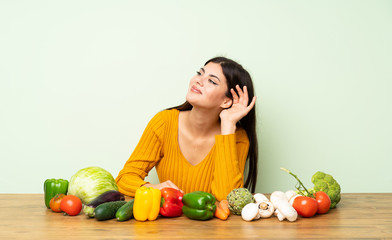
[280,168,312,197]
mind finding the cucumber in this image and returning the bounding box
[94,201,127,221]
[116,199,135,221]
[83,190,125,217]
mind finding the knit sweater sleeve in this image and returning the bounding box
[115,112,165,197]
[211,129,250,201]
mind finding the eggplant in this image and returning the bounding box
[83,190,125,217]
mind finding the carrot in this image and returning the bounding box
[215,207,229,220]
[214,200,231,220]
[219,200,231,216]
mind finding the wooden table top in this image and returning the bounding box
[0,193,391,239]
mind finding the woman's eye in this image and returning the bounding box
[209,79,217,85]
[196,71,201,75]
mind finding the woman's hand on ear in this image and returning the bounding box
[219,85,256,135]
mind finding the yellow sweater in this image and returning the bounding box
[115,109,250,201]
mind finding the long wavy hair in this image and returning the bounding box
[167,56,258,193]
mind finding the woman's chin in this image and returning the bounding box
[185,95,197,105]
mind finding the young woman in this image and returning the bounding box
[116,56,258,201]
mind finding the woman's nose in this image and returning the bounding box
[196,77,204,87]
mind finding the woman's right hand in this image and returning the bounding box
[143,180,183,192]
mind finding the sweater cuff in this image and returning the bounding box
[215,134,236,149]
[116,175,147,197]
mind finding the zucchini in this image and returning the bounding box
[94,201,126,221]
[116,199,135,221]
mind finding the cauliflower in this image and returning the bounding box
[310,171,341,208]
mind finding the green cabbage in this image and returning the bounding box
[68,166,118,204]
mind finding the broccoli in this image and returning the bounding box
[310,171,341,208]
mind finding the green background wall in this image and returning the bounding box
[1,1,391,193]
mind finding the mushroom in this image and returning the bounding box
[241,203,260,221]
[270,191,298,222]
[285,190,300,206]
[253,193,274,218]
[258,201,274,218]
[254,193,269,203]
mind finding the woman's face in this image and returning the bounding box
[186,62,230,110]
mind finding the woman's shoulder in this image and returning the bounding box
[153,109,179,121]
[143,109,179,138]
[147,109,179,129]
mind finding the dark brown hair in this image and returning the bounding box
[168,56,258,193]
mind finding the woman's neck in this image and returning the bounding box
[185,107,221,137]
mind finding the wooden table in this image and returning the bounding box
[0,193,391,239]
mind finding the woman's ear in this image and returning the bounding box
[220,97,233,109]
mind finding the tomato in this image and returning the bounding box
[60,195,82,216]
[49,194,65,212]
[293,196,318,217]
[314,191,331,214]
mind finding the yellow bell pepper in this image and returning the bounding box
[133,186,161,221]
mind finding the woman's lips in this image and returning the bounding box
[191,86,202,94]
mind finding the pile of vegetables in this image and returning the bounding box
[279,167,341,218]
[44,166,341,223]
[44,166,124,218]
[228,189,298,222]
[228,168,341,222]
[44,178,83,216]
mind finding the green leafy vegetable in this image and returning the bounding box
[68,166,118,204]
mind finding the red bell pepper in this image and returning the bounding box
[160,187,184,217]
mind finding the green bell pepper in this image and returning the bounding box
[182,191,216,220]
[44,178,69,208]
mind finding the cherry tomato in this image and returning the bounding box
[60,195,82,216]
[314,191,331,214]
[49,194,65,212]
[293,196,318,217]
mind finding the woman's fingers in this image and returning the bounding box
[235,85,245,103]
[233,85,250,106]
[231,88,239,104]
[167,180,178,189]
[242,86,249,106]
[144,180,183,193]
[247,96,257,111]
[162,180,183,193]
